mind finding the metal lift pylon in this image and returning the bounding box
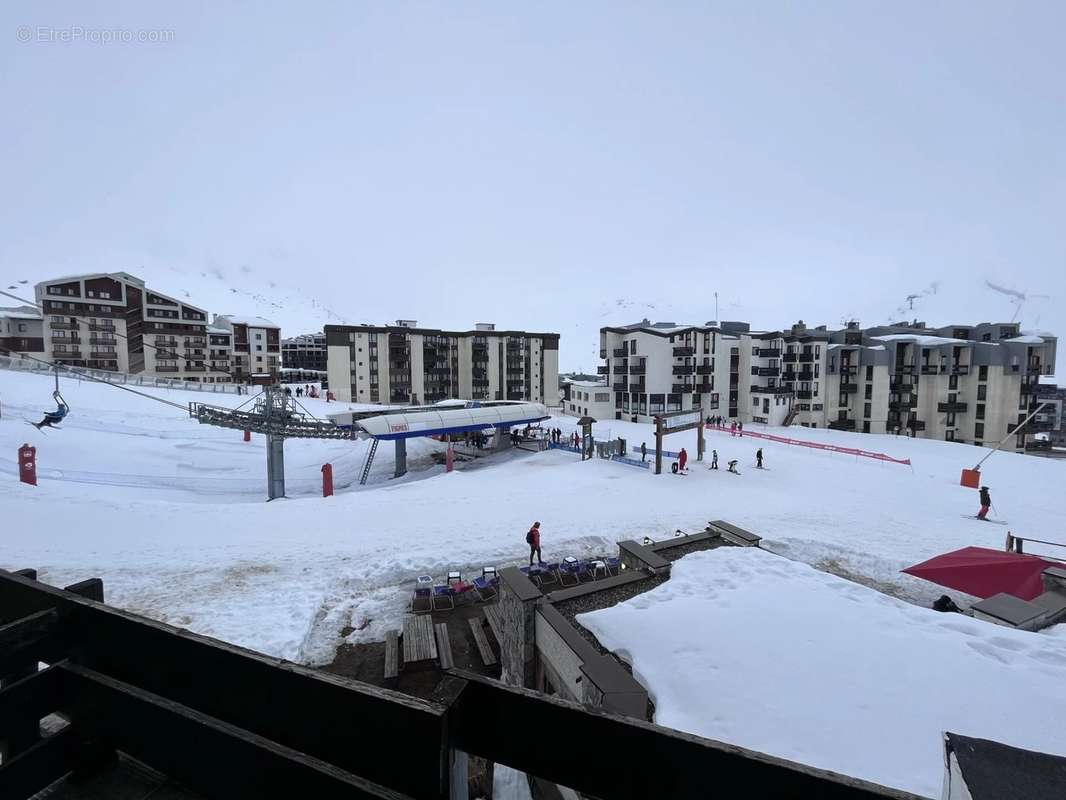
[189,385,354,501]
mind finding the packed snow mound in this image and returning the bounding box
[577,548,1066,798]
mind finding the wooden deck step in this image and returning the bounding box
[434,622,454,670]
[483,604,504,643]
[468,617,498,666]
[384,629,399,679]
[403,614,438,665]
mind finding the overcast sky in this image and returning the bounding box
[2,2,1063,373]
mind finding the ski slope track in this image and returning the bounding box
[2,369,1065,667]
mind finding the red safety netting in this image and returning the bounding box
[706,425,911,466]
[902,546,1058,601]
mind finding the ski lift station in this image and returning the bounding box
[327,399,551,483]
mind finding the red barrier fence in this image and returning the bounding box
[706,425,911,466]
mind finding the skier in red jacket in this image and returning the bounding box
[678,447,688,472]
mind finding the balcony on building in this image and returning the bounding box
[472,378,489,387]
[799,353,814,363]
[911,420,926,431]
[596,365,609,374]
[695,364,713,375]
[758,367,780,377]
[88,322,115,332]
[938,402,969,413]
[890,378,913,391]
[920,364,939,375]
[599,348,607,359]
[693,381,712,393]
[612,348,626,358]
[613,364,629,376]
[839,383,858,393]
[672,383,694,393]
[729,356,740,370]
[156,365,180,373]
[185,365,206,372]
[89,351,117,359]
[951,363,970,375]
[672,346,694,357]
[51,335,81,344]
[782,352,798,363]
[612,382,626,392]
[90,336,117,346]
[628,364,646,375]
[629,382,645,393]
[670,365,692,375]
[51,321,79,330]
[894,363,917,375]
[53,351,83,360]
[797,371,814,381]
[889,399,916,411]
[751,385,793,395]
[828,419,856,431]
[796,390,813,399]
[758,347,782,358]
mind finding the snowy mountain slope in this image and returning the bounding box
[2,368,1065,665]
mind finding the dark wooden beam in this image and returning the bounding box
[0,571,447,798]
[62,579,103,602]
[0,609,58,675]
[0,725,80,800]
[57,663,413,800]
[444,671,921,800]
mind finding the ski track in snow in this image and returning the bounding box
[2,369,1065,667]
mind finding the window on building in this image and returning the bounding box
[866,366,873,381]
[949,375,958,390]
[975,423,984,439]
[982,332,991,342]
[862,421,871,433]
[978,365,988,381]
[946,430,955,441]
[864,384,873,400]
[864,402,872,418]
[976,404,985,420]
[976,385,986,401]
[256,333,263,340]
[946,413,956,426]
[649,394,665,413]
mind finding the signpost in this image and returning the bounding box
[653,409,705,475]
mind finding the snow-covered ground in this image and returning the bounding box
[3,368,1065,665]
[577,547,1066,798]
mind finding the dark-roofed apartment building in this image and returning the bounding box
[325,320,559,405]
[33,272,230,382]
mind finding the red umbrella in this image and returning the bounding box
[902,546,1058,601]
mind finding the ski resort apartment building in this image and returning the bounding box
[324,321,559,405]
[598,319,1057,451]
[33,272,235,382]
[212,315,281,382]
[281,333,327,373]
[561,379,616,419]
[0,305,45,357]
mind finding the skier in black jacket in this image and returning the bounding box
[977,486,991,520]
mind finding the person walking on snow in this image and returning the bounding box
[710,449,718,469]
[730,421,737,437]
[678,447,688,472]
[977,486,992,520]
[738,421,744,437]
[640,442,647,462]
[527,521,543,566]
[756,448,763,469]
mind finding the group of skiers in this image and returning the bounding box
[281,384,320,399]
[637,442,765,475]
[546,428,573,446]
[705,415,744,437]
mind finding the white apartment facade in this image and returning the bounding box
[324,321,559,405]
[212,316,281,382]
[0,306,45,358]
[599,319,1057,451]
[562,380,615,420]
[33,272,231,382]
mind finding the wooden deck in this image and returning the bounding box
[468,617,498,666]
[384,629,399,679]
[402,614,437,665]
[434,622,454,670]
